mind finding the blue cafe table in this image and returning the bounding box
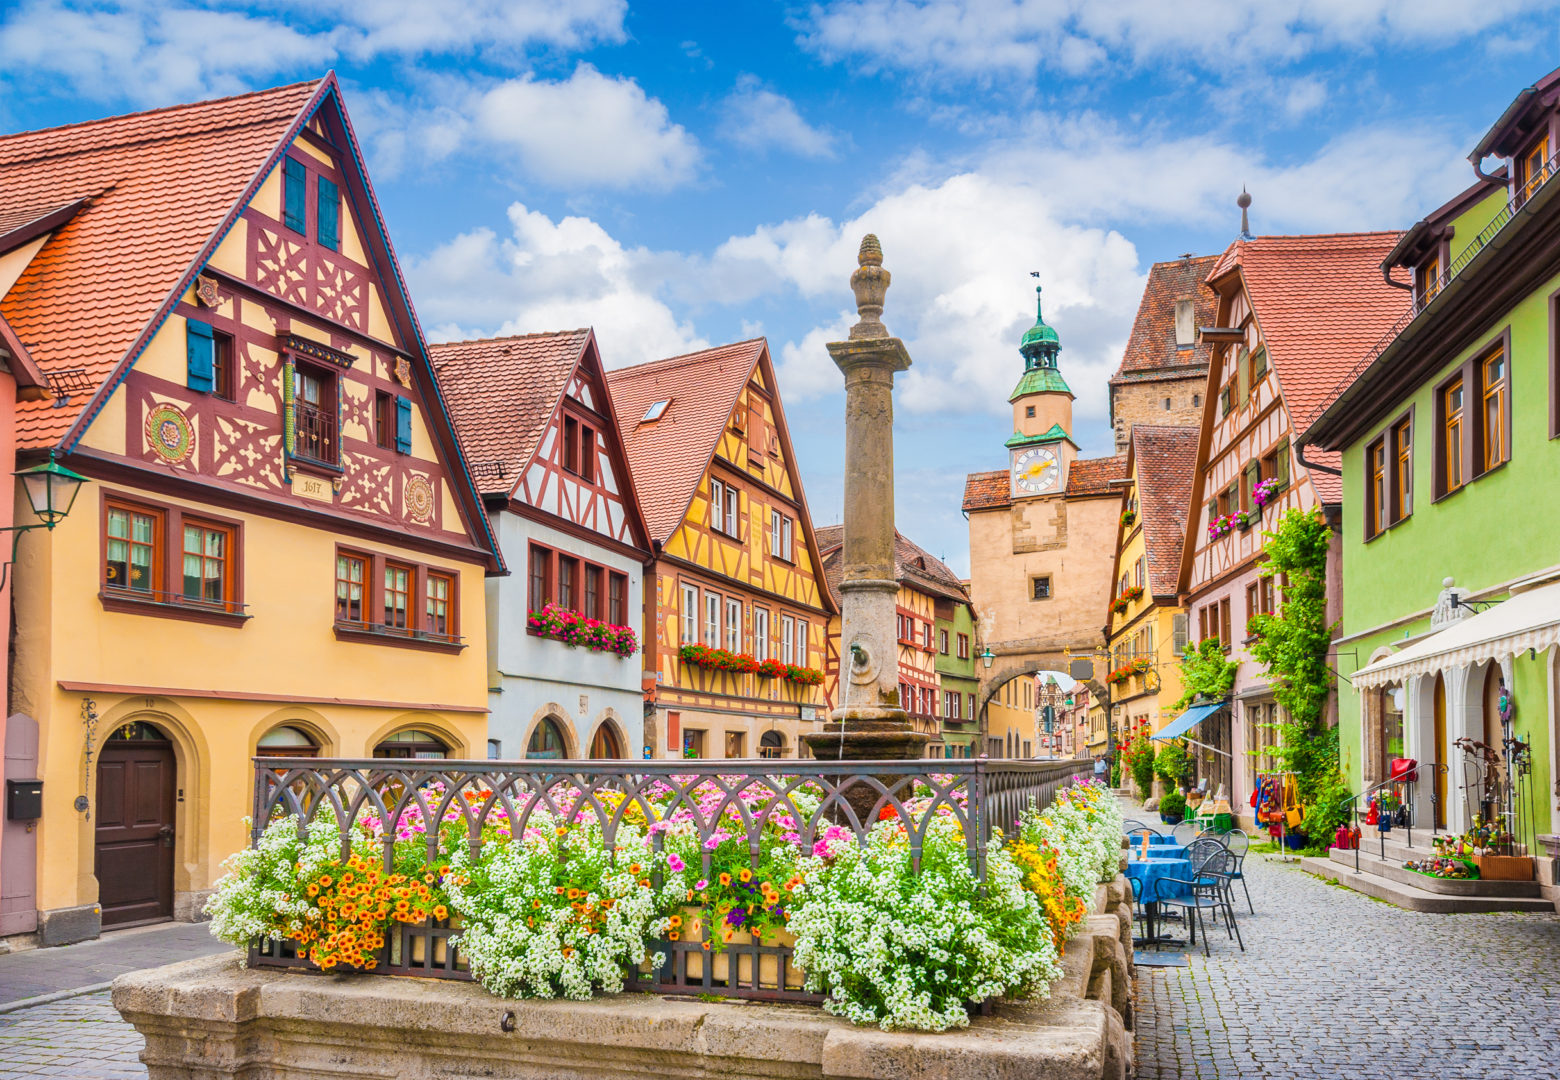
[1125,853,1193,946]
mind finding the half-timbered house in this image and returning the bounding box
[431,330,652,760]
[0,77,500,944]
[1174,231,1402,819]
[606,340,834,760]
[816,526,975,757]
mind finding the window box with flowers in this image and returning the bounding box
[679,644,760,674]
[528,603,639,657]
[1120,509,1137,529]
[1251,477,1283,509]
[1207,513,1237,540]
[1109,585,1144,615]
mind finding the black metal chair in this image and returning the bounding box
[1123,818,1160,835]
[1215,829,1254,913]
[1156,840,1244,956]
[1171,820,1202,846]
[1127,874,1148,942]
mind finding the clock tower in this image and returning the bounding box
[1006,285,1077,498]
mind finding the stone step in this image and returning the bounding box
[1326,846,1545,898]
[1333,830,1450,863]
[1301,856,1556,913]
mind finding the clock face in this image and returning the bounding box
[1013,447,1060,494]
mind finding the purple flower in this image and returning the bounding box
[725,908,746,927]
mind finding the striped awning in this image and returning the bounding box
[1352,580,1560,689]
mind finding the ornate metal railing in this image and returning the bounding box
[246,756,1092,998]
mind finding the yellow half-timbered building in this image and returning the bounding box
[607,340,835,760]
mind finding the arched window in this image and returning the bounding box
[527,717,568,759]
[588,722,624,759]
[373,728,449,760]
[107,720,169,743]
[256,725,319,758]
[758,730,784,759]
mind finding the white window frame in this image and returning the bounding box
[705,591,720,646]
[770,509,781,555]
[753,607,769,662]
[781,614,795,665]
[781,516,793,560]
[680,583,698,645]
[725,597,742,652]
[724,484,738,537]
[710,481,724,532]
[797,619,808,667]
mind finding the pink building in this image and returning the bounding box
[1175,232,1403,821]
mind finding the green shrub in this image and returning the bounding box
[1128,732,1156,799]
[1299,778,1353,854]
[1158,789,1186,821]
[1154,741,1190,787]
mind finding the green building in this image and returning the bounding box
[935,591,980,758]
[1304,64,1560,845]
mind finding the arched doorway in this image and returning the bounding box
[95,720,176,928]
[758,730,785,759]
[588,720,625,759]
[373,729,449,759]
[527,717,568,759]
[256,724,319,758]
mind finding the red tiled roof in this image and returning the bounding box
[1129,425,1199,597]
[430,330,590,497]
[814,524,968,607]
[606,339,767,543]
[1111,255,1218,383]
[1210,232,1404,502]
[961,469,1010,512]
[0,79,322,447]
[1065,455,1127,496]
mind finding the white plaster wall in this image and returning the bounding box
[487,510,646,759]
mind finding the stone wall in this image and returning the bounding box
[113,876,1139,1080]
[1110,376,1205,455]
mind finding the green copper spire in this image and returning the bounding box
[1010,283,1071,401]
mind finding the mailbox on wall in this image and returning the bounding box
[6,778,42,821]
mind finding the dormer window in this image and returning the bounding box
[1415,253,1441,309]
[1517,130,1551,206]
[1173,299,1195,348]
[642,399,671,423]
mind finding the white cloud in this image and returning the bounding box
[797,0,1560,79]
[0,0,627,105]
[407,202,708,368]
[0,1,334,103]
[719,76,839,158]
[471,65,701,189]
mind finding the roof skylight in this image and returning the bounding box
[642,399,671,423]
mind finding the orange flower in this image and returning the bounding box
[718,873,732,886]
[318,875,333,888]
[668,914,683,928]
[433,905,448,920]
[738,869,752,883]
[667,931,680,941]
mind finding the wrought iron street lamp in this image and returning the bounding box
[1,451,88,589]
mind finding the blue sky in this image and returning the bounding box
[3,1,1558,573]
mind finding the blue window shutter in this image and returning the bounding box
[283,157,306,233]
[317,177,340,251]
[186,319,214,392]
[394,396,412,454]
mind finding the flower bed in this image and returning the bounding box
[527,603,638,657]
[211,761,1115,1032]
[680,644,823,685]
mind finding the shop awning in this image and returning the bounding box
[1153,701,1226,742]
[1353,580,1560,690]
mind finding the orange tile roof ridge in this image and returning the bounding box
[0,77,321,151]
[609,337,765,376]
[431,327,591,348]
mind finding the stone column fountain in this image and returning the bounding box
[803,236,932,766]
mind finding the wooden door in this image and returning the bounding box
[1433,675,1448,830]
[95,729,176,927]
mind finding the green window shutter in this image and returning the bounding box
[317,177,340,251]
[1205,498,1218,524]
[1275,438,1291,488]
[283,157,306,234]
[394,396,412,454]
[1244,459,1260,501]
[186,319,214,392]
[1220,385,1232,416]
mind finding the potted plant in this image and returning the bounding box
[1158,788,1186,825]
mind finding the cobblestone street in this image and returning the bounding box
[1135,852,1560,1079]
[0,992,146,1079]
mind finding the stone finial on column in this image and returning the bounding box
[848,234,892,341]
